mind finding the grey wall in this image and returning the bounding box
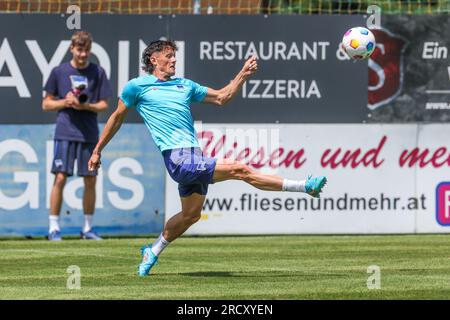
[0,14,366,124]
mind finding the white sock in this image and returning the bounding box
[282,179,306,192]
[49,215,60,233]
[83,214,93,233]
[151,233,170,257]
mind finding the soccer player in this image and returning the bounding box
[88,40,327,276]
[42,31,113,241]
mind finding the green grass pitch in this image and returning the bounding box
[1,235,450,299]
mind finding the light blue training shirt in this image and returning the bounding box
[120,74,208,152]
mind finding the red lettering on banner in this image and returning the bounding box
[280,150,306,168]
[432,147,449,167]
[399,146,450,168]
[212,135,226,157]
[199,130,214,153]
[269,148,284,168]
[225,142,238,159]
[248,147,266,169]
[321,136,386,169]
[236,148,251,161]
[399,148,429,167]
[198,130,307,169]
[200,131,450,170]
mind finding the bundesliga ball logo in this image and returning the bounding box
[341,26,376,60]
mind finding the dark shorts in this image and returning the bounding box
[51,140,97,177]
[163,147,217,197]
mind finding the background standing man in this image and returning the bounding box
[42,31,112,241]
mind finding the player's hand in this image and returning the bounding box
[242,55,258,77]
[88,152,101,171]
[64,91,77,108]
[71,97,87,110]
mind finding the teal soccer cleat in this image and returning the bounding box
[138,244,158,276]
[305,175,327,198]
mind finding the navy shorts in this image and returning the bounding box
[163,147,217,197]
[51,140,97,177]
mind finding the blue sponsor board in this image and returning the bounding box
[0,124,165,237]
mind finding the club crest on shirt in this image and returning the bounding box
[196,160,207,171]
[69,75,88,90]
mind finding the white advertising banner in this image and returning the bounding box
[165,124,450,234]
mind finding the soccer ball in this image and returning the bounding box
[341,27,376,60]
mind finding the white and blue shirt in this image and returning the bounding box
[120,74,208,152]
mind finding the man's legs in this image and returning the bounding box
[50,173,67,215]
[81,176,101,239]
[49,140,74,240]
[213,159,283,190]
[83,176,96,215]
[48,172,67,240]
[138,192,206,276]
[162,193,206,242]
[79,141,102,240]
[212,159,326,196]
[138,147,326,276]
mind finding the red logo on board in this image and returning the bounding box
[368,29,408,110]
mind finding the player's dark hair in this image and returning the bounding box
[141,40,178,74]
[71,31,93,49]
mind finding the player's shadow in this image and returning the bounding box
[180,271,346,278]
[181,271,233,277]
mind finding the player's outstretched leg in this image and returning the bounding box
[138,193,206,276]
[213,159,327,198]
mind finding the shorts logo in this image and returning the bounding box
[436,182,450,226]
[196,160,206,171]
[54,159,63,168]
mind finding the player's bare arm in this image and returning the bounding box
[88,99,129,171]
[203,55,258,106]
